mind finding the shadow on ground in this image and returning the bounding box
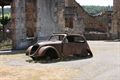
[26,55,93,64]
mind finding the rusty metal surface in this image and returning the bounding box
[26,33,93,60]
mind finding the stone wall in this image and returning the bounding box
[111,0,120,39]
[84,33,109,40]
[11,0,65,49]
[10,0,115,49]
[64,0,85,34]
[76,4,108,33]
[64,0,109,34]
[36,0,65,40]
[25,0,37,37]
[11,0,29,49]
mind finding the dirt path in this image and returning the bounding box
[0,41,120,80]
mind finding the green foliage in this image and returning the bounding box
[0,16,11,25]
[0,8,11,28]
[0,8,11,14]
[82,6,113,15]
[0,39,12,50]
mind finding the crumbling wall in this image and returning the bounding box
[11,0,65,49]
[64,0,108,34]
[111,0,120,39]
[75,2,108,33]
[25,0,37,37]
[36,0,65,39]
[11,0,28,49]
[64,0,85,34]
[11,0,113,49]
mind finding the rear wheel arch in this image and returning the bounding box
[26,46,33,55]
[39,46,61,59]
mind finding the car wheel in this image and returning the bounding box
[44,48,59,61]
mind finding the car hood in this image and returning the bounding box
[37,41,62,46]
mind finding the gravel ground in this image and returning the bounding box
[0,41,120,80]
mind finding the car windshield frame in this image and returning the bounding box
[49,34,66,41]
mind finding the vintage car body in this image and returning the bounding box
[26,33,93,60]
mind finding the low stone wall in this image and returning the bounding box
[84,33,109,40]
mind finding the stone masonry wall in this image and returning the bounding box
[111,0,120,39]
[11,0,29,49]
[64,0,108,34]
[64,0,85,34]
[11,0,114,49]
[36,0,65,40]
[11,0,65,49]
[25,0,37,37]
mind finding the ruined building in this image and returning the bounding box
[0,0,118,49]
[65,0,112,40]
[10,0,86,49]
[11,0,65,49]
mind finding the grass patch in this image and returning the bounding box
[0,39,12,50]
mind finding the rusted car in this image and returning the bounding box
[26,33,93,60]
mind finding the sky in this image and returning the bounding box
[1,0,113,8]
[76,0,113,6]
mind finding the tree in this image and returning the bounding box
[0,16,11,40]
[82,6,113,15]
[0,16,11,26]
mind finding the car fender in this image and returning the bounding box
[26,46,33,55]
[38,46,61,57]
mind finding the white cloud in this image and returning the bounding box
[76,0,113,6]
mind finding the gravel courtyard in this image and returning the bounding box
[0,41,120,80]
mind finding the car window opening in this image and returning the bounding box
[67,36,85,43]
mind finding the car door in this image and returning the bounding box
[63,36,85,56]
